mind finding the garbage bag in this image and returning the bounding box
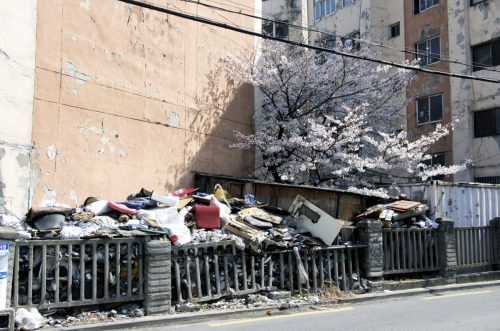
[209,196,231,226]
[84,200,113,216]
[15,307,45,330]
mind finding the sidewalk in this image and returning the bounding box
[60,278,500,331]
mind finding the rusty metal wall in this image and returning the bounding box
[194,172,381,222]
[383,182,500,227]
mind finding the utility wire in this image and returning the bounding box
[117,0,500,84]
[184,0,500,73]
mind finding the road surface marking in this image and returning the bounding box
[209,307,354,327]
[421,290,492,300]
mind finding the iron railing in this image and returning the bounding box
[382,228,440,274]
[12,238,146,310]
[455,227,497,268]
[171,241,365,304]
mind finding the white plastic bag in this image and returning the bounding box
[59,225,83,239]
[210,196,231,226]
[151,193,179,207]
[15,307,45,330]
[148,207,191,244]
[84,200,112,215]
[93,216,119,229]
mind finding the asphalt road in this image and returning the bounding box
[132,286,500,331]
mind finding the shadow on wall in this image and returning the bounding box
[172,65,256,192]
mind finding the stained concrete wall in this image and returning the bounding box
[404,0,453,174]
[448,0,500,181]
[30,0,256,208]
[0,1,38,215]
[262,0,308,42]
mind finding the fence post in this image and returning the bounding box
[436,218,457,283]
[357,219,383,291]
[143,238,171,315]
[490,218,500,270]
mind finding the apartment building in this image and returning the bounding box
[262,0,500,184]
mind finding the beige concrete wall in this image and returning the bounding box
[0,0,38,214]
[31,0,256,208]
[448,0,500,181]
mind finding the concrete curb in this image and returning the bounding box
[60,280,500,331]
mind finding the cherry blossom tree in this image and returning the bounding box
[222,39,466,196]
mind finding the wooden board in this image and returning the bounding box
[386,200,421,212]
[177,197,193,211]
[237,208,283,225]
[224,219,262,240]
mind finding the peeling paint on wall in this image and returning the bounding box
[62,61,96,84]
[16,153,30,168]
[72,88,78,96]
[118,149,127,159]
[42,184,57,204]
[46,144,67,166]
[29,163,42,202]
[168,111,180,127]
[78,125,119,137]
[78,0,90,11]
[70,188,78,205]
[0,148,5,160]
[46,144,57,160]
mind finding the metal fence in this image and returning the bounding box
[455,227,497,268]
[382,228,440,274]
[171,240,365,304]
[12,237,147,310]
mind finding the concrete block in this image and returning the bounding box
[0,309,14,331]
[267,291,291,300]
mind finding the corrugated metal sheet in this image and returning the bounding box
[383,182,500,227]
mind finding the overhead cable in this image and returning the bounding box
[117,0,500,84]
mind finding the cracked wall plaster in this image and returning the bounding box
[168,111,180,127]
[29,163,42,203]
[16,153,30,168]
[41,184,57,204]
[70,188,78,205]
[62,61,96,84]
[78,0,90,11]
[46,144,67,166]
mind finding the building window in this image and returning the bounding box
[423,153,446,181]
[414,36,440,66]
[474,108,500,138]
[390,22,400,38]
[471,0,487,5]
[475,176,500,184]
[262,21,289,39]
[472,39,500,71]
[315,0,335,21]
[414,0,439,14]
[315,34,337,64]
[343,0,357,7]
[416,94,442,125]
[341,31,360,51]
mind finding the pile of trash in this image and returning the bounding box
[15,303,145,330]
[351,199,439,229]
[0,185,349,251]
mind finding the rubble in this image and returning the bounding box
[351,197,438,229]
[3,183,440,328]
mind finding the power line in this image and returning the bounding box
[185,0,500,74]
[117,0,500,84]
